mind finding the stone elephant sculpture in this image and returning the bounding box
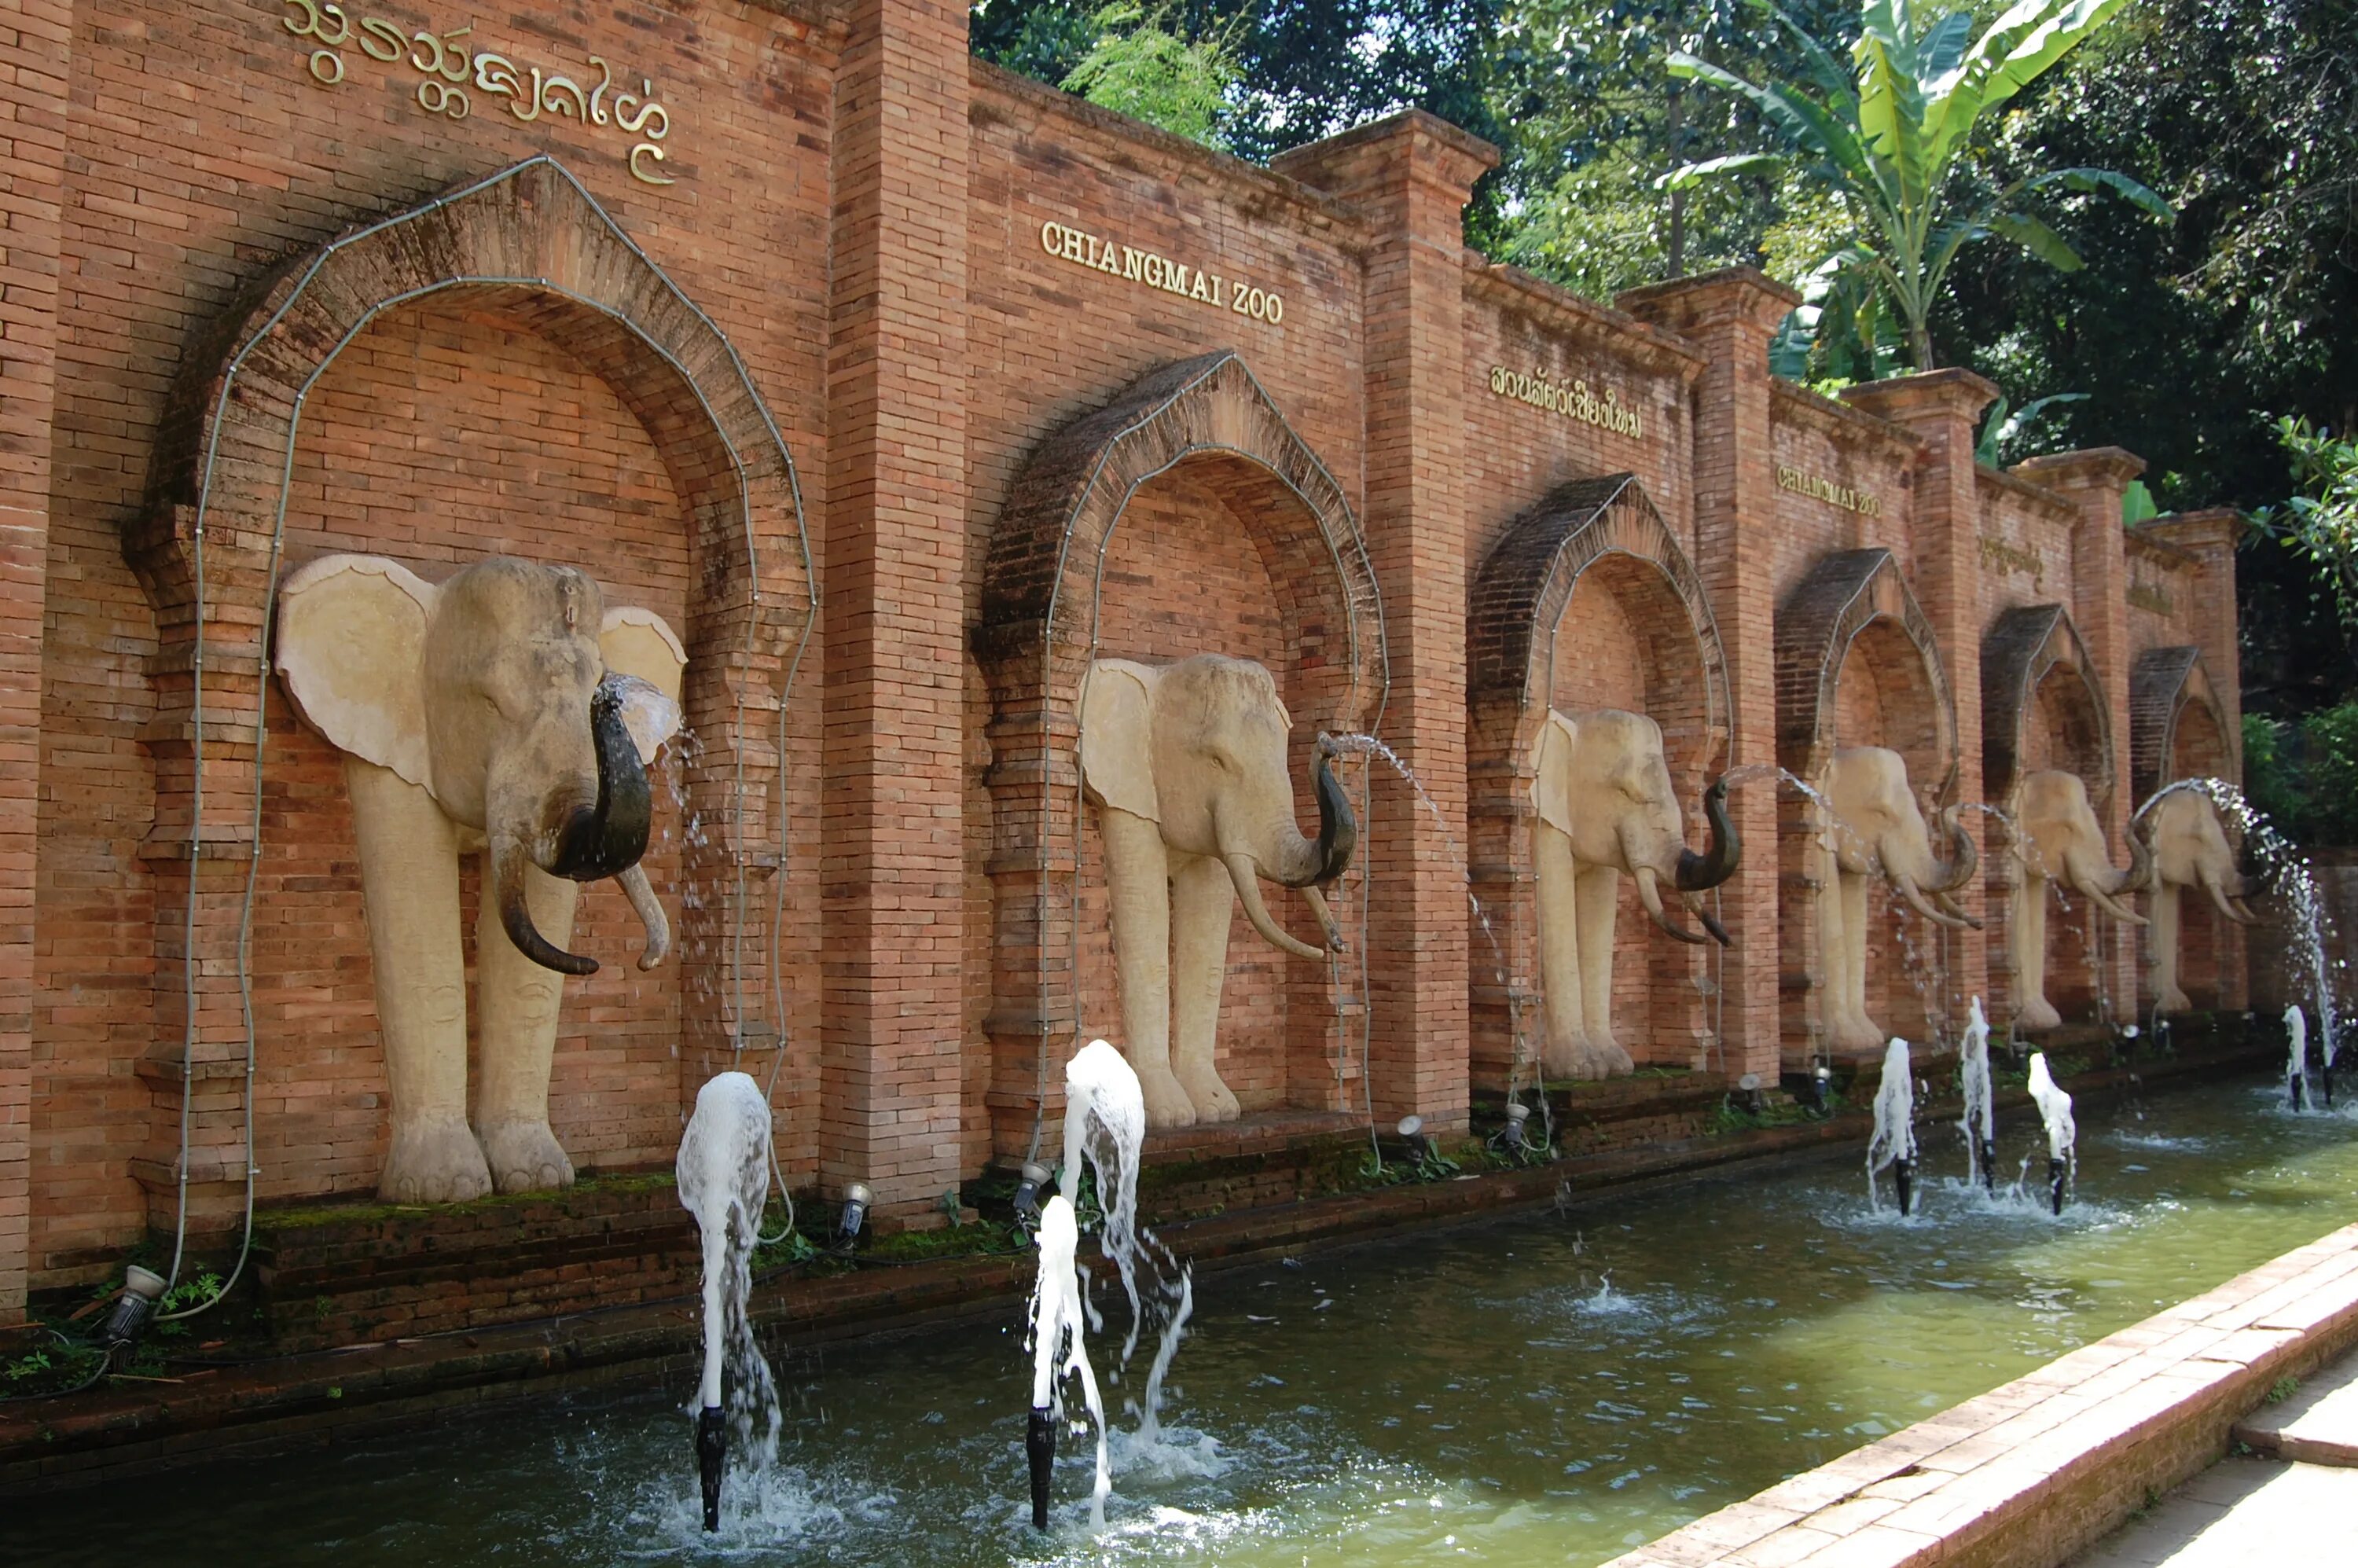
[1816,746,1979,1052]
[2009,769,2151,1031]
[1078,654,1355,1129]
[2139,786,2260,1012]
[276,554,685,1201]
[1530,709,1738,1080]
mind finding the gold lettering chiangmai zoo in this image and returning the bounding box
[1038,219,1285,325]
[281,2,677,185]
[1776,464,1882,516]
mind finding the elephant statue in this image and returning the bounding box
[1816,746,1979,1052]
[2008,769,2151,1031]
[1078,654,1354,1129]
[2139,785,2260,1012]
[276,553,686,1201]
[1530,709,1738,1080]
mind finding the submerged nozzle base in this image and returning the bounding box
[1893,1157,1915,1217]
[1027,1404,1057,1529]
[2047,1155,2068,1217]
[697,1404,726,1532]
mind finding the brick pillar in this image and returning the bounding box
[1619,269,1799,1084]
[1842,370,2001,1033]
[2015,448,2147,1018]
[0,0,70,1335]
[1275,114,1496,1131]
[2140,508,2250,1008]
[821,0,969,1225]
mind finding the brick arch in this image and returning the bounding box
[974,350,1383,730]
[129,156,814,1112]
[971,351,1383,1151]
[1776,548,1957,792]
[1463,473,1730,1085]
[2132,645,2233,806]
[1982,604,2114,808]
[1467,472,1730,773]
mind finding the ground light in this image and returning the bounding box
[1011,1162,1050,1232]
[1397,1114,1431,1164]
[836,1182,873,1250]
[1736,1072,1765,1117]
[100,1265,167,1356]
[1501,1100,1532,1155]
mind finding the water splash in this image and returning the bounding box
[1957,997,1996,1194]
[2026,1052,2077,1215]
[675,1070,782,1529]
[1866,1037,1917,1215]
[1028,1195,1111,1529]
[1063,1039,1151,1362]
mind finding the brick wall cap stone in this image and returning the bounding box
[2140,507,2250,552]
[2126,529,2202,569]
[1615,266,1802,332]
[2013,446,2147,489]
[1976,461,2082,524]
[1271,108,1501,197]
[1463,259,1706,380]
[1838,366,2000,424]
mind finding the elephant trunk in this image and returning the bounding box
[1893,871,1976,931]
[1634,865,1710,946]
[1224,851,1330,962]
[491,822,599,976]
[2121,824,2156,894]
[1674,775,1741,893]
[548,675,655,884]
[1923,806,1979,894]
[1287,736,1354,888]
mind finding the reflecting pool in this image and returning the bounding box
[16,1076,2358,1566]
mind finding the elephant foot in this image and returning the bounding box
[2158,986,2193,1015]
[478,1118,576,1195]
[1176,1060,1240,1123]
[1829,1015,1889,1055]
[2016,998,2063,1033]
[380,1116,494,1203]
[1576,1034,1634,1080]
[1136,1064,1199,1130]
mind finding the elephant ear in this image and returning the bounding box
[1532,710,1580,836]
[274,553,437,789]
[1078,660,1159,823]
[600,607,688,765]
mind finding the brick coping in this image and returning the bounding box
[0,1037,2274,1489]
[1601,1226,2358,1568]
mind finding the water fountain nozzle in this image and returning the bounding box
[99,1264,167,1354]
[836,1181,874,1249]
[696,1403,726,1532]
[2046,1156,2068,1217]
[1012,1162,1051,1232]
[1027,1404,1057,1529]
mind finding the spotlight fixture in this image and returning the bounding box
[100,1265,167,1354]
[1809,1063,1833,1114]
[2121,1024,2139,1041]
[1010,1162,1050,1230]
[1502,1100,1533,1154]
[1737,1072,1765,1117]
[836,1181,873,1249]
[1396,1114,1431,1164]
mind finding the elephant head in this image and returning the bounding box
[1530,709,1739,1081]
[276,553,685,1200]
[2008,769,2151,1031]
[1814,746,1978,1052]
[2139,785,2260,1013]
[1078,654,1354,1128]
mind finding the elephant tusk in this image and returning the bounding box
[1297,883,1346,953]
[2205,876,2261,926]
[1690,895,1732,946]
[1635,865,1710,946]
[617,862,671,969]
[2079,879,2148,926]
[1224,852,1329,962]
[493,828,598,975]
[2229,896,2261,925]
[1930,887,1984,930]
[1894,872,1975,931]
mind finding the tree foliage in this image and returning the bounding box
[1057,5,1245,146]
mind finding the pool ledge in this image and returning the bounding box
[1603,1219,2358,1568]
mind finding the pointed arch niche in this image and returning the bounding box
[1466,474,1731,1085]
[126,157,814,1223]
[973,352,1386,1156]
[1774,548,1960,1063]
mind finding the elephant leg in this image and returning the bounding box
[1574,865,1633,1078]
[344,758,490,1203]
[2015,875,2061,1031]
[1533,824,1590,1081]
[473,858,582,1193]
[1169,852,1241,1123]
[1831,871,1883,1052]
[1100,806,1193,1129]
[2150,884,2191,1013]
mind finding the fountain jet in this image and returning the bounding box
[2286,1004,2308,1111]
[1868,1037,1918,1215]
[1958,997,1996,1195]
[676,1070,778,1533]
[2026,1052,2077,1215]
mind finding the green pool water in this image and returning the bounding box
[14,1073,2358,1566]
